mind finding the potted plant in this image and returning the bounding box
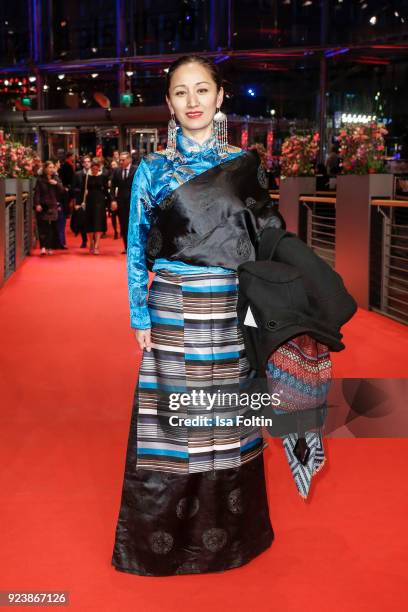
[279,132,320,233]
[335,122,394,309]
[0,134,36,282]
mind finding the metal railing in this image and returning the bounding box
[300,195,336,268]
[1,180,34,288]
[371,199,408,325]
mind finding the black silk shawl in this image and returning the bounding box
[145,151,285,271]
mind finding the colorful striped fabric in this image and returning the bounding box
[266,334,332,498]
[134,269,266,473]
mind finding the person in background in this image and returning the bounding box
[326,144,340,175]
[108,159,120,239]
[93,156,110,238]
[33,161,65,256]
[50,156,68,250]
[315,162,330,191]
[59,152,76,247]
[71,155,91,248]
[81,159,110,255]
[60,152,75,189]
[110,151,136,253]
[249,142,279,190]
[110,159,119,172]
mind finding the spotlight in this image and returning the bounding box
[91,73,98,79]
[28,76,36,83]
[58,74,65,80]
[394,11,399,17]
[91,47,98,53]
[4,79,9,86]
[43,84,49,91]
[125,71,134,77]
[270,109,276,115]
[56,86,62,90]
[369,16,377,25]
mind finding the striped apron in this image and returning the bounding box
[135,268,266,473]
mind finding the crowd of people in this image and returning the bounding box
[33,150,136,256]
[32,141,340,257]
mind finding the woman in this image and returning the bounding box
[33,160,65,256]
[81,159,109,254]
[112,55,284,577]
[108,159,120,239]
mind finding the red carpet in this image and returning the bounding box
[1,229,408,611]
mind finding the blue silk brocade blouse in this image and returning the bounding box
[127,128,245,329]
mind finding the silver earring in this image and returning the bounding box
[165,113,177,159]
[213,107,228,156]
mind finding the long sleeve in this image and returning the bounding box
[127,158,154,330]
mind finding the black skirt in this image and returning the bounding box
[111,451,274,576]
[84,175,107,233]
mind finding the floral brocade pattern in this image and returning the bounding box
[126,128,244,330]
[112,452,274,576]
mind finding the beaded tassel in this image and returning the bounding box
[165,113,177,160]
[213,108,228,156]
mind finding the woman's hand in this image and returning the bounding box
[134,328,152,352]
[35,204,42,212]
[48,178,58,185]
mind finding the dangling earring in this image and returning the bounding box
[213,107,228,156]
[165,113,177,160]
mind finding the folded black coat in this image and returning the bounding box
[237,228,358,374]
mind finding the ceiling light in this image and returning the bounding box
[369,15,377,25]
[58,74,65,80]
[91,73,98,78]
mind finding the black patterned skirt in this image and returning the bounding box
[112,270,274,576]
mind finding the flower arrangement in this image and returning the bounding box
[0,133,35,178]
[337,123,388,175]
[280,132,320,177]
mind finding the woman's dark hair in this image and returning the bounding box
[165,55,223,95]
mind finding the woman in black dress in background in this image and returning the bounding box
[82,159,110,254]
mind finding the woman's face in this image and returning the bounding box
[45,163,55,177]
[91,164,100,175]
[166,62,223,133]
